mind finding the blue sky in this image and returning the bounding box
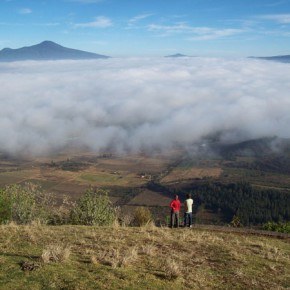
[1,0,290,57]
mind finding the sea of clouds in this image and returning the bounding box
[1,57,290,156]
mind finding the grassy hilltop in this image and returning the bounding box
[0,223,289,290]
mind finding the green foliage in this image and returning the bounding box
[229,215,243,227]
[133,207,153,226]
[0,189,12,223]
[49,159,87,171]
[194,181,290,225]
[262,221,290,233]
[70,187,116,226]
[0,183,52,224]
[0,184,117,226]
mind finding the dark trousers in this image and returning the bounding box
[170,211,179,228]
[184,212,193,227]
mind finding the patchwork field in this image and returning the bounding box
[0,151,175,201]
[1,137,290,225]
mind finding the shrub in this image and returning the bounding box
[0,183,52,224]
[47,195,74,225]
[133,207,153,226]
[70,187,116,226]
[262,221,290,233]
[230,215,243,228]
[0,189,12,223]
[114,206,133,227]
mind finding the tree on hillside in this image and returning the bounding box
[0,183,52,224]
[70,187,116,226]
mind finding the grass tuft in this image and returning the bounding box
[41,244,71,264]
[162,258,182,280]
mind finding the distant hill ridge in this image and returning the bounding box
[0,41,109,61]
[249,54,290,63]
[165,53,189,58]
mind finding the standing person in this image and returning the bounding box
[170,194,181,228]
[184,193,193,227]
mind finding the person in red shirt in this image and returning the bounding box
[170,194,181,228]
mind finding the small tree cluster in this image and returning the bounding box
[229,215,243,228]
[0,183,52,224]
[0,183,154,227]
[262,221,290,233]
[70,187,116,226]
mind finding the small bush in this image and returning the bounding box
[230,215,243,228]
[47,195,74,225]
[70,187,116,226]
[0,190,12,223]
[133,207,153,226]
[0,183,52,224]
[262,221,290,233]
[115,206,133,227]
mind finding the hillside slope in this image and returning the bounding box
[0,224,289,289]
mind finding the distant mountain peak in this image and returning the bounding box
[1,48,12,52]
[0,41,110,62]
[38,40,62,47]
[41,40,57,45]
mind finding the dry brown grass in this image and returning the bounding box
[139,243,156,256]
[162,257,182,280]
[92,246,138,269]
[41,244,71,264]
[0,223,289,289]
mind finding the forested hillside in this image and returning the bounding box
[192,181,290,225]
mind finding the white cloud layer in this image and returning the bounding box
[1,57,290,156]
